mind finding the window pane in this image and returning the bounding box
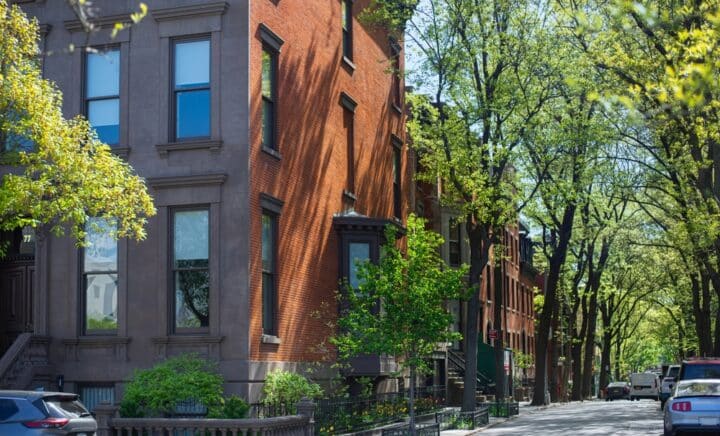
[86,50,119,98]
[262,100,274,148]
[262,214,274,271]
[342,0,348,29]
[85,218,117,272]
[348,242,369,288]
[175,269,209,328]
[262,271,274,333]
[174,40,210,88]
[88,98,119,144]
[262,50,273,98]
[80,386,115,413]
[176,89,210,138]
[85,273,118,331]
[174,210,209,265]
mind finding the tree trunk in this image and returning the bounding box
[599,329,612,399]
[532,205,576,405]
[570,338,583,401]
[614,339,621,381]
[582,289,598,399]
[409,364,416,436]
[494,260,505,401]
[549,300,561,403]
[462,224,490,412]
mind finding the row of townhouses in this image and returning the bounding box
[0,0,540,410]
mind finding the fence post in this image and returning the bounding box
[94,403,119,436]
[296,397,315,436]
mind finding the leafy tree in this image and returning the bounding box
[0,1,154,243]
[333,214,468,432]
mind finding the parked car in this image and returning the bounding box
[605,381,631,401]
[0,390,96,435]
[678,358,720,380]
[660,364,681,409]
[663,379,720,436]
[629,372,659,401]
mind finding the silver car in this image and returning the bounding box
[663,379,720,436]
[0,390,97,435]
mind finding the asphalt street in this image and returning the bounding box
[480,399,665,435]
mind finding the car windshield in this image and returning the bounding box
[683,364,720,379]
[675,380,720,397]
[667,367,680,377]
[44,397,89,418]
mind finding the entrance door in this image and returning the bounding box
[0,261,34,356]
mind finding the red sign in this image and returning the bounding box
[489,329,498,340]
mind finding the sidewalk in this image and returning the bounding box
[439,401,562,435]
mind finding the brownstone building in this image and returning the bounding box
[0,0,408,408]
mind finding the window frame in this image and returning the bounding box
[170,206,211,334]
[341,0,353,61]
[392,140,402,220]
[261,45,278,151]
[261,210,279,336]
[80,218,119,336]
[83,45,121,146]
[171,35,212,142]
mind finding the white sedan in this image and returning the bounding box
[663,379,720,436]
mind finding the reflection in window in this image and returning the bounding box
[86,49,120,145]
[1,110,35,152]
[174,39,210,140]
[448,220,461,267]
[262,48,277,150]
[348,242,369,288]
[262,213,277,334]
[83,218,118,332]
[341,0,352,60]
[173,209,209,329]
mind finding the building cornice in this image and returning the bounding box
[148,174,227,190]
[151,2,229,23]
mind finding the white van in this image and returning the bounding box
[629,372,659,401]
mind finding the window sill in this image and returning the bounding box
[392,103,404,115]
[261,334,281,345]
[111,146,131,159]
[262,145,282,160]
[156,139,222,156]
[342,56,356,72]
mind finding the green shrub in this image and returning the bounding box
[119,354,247,418]
[261,370,323,406]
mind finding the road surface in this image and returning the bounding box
[480,399,664,435]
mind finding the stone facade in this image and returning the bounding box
[2,0,407,404]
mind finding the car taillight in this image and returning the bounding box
[22,417,70,429]
[672,401,692,412]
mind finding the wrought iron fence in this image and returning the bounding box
[434,405,489,431]
[314,385,446,435]
[381,422,440,436]
[484,401,520,418]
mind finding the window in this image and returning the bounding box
[82,218,118,333]
[448,220,461,267]
[393,144,402,219]
[85,49,120,145]
[341,0,352,60]
[79,385,114,413]
[172,209,209,330]
[173,39,210,140]
[348,242,370,288]
[343,107,355,195]
[262,48,277,150]
[390,37,402,108]
[262,212,278,335]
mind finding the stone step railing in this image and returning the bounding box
[0,333,52,390]
[94,398,315,436]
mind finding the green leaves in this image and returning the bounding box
[333,214,469,371]
[0,1,155,243]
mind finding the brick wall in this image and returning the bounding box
[249,0,407,362]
